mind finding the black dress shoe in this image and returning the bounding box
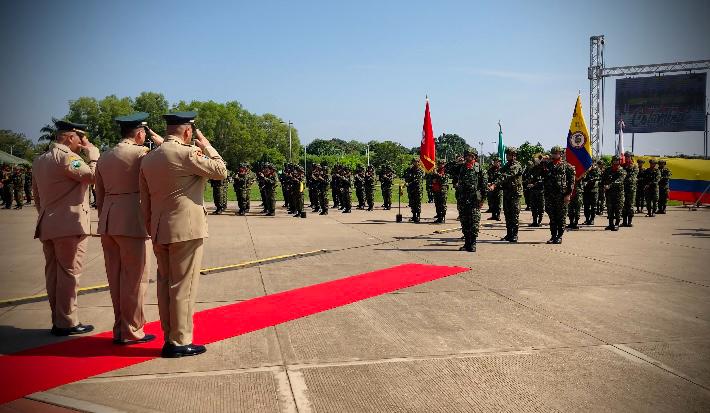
[161,343,207,358]
[113,334,156,345]
[51,323,95,336]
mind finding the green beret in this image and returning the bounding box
[649,159,657,164]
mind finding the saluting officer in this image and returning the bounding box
[139,112,227,358]
[32,120,99,336]
[96,112,164,345]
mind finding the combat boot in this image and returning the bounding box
[605,218,614,231]
[509,227,518,243]
[459,234,473,252]
[501,226,511,241]
[547,224,557,244]
[470,237,477,252]
[627,215,633,227]
[319,210,328,215]
[554,226,564,244]
[413,212,420,223]
[621,215,628,227]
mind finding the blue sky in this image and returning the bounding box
[1,0,708,156]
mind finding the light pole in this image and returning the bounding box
[288,121,293,162]
[366,144,370,166]
[7,145,14,156]
[478,141,484,164]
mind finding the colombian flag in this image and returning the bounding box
[565,95,593,179]
[637,157,710,204]
[420,97,436,172]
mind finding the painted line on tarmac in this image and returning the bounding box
[0,249,329,308]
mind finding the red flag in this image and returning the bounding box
[420,97,435,172]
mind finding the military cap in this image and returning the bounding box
[659,159,666,164]
[550,145,563,154]
[410,158,420,163]
[505,146,518,155]
[55,119,88,134]
[624,151,634,157]
[463,148,477,157]
[637,159,645,164]
[163,111,197,125]
[239,162,249,168]
[489,154,499,161]
[115,112,149,128]
[596,159,605,165]
[611,155,620,161]
[649,159,657,164]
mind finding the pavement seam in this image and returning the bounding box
[245,215,304,413]
[28,392,124,413]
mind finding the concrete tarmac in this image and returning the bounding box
[1,202,709,412]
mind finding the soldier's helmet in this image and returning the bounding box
[659,159,666,165]
[611,155,620,162]
[505,146,518,155]
[366,165,374,170]
[489,154,499,161]
[624,151,634,157]
[239,162,249,169]
[649,159,657,164]
[411,158,419,164]
[550,145,563,154]
[637,159,645,164]
[464,148,478,157]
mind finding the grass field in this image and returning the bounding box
[204,180,683,207]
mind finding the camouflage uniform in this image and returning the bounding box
[353,166,365,209]
[331,168,340,209]
[601,157,626,231]
[23,166,32,204]
[622,154,639,227]
[525,159,545,227]
[431,165,448,223]
[425,172,434,203]
[486,159,502,220]
[581,164,600,225]
[11,167,24,209]
[378,165,394,209]
[209,178,225,214]
[260,164,278,216]
[315,164,330,215]
[1,166,13,209]
[457,150,487,251]
[403,161,423,222]
[290,166,305,217]
[644,160,660,217]
[364,165,376,211]
[657,161,671,214]
[566,162,582,230]
[233,164,254,215]
[635,159,646,213]
[339,166,352,213]
[542,146,574,244]
[495,148,523,242]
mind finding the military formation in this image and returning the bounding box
[18,111,675,362]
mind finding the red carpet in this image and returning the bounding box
[0,263,468,403]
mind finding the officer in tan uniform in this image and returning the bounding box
[32,120,99,336]
[96,112,164,345]
[139,112,227,358]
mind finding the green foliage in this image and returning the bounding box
[435,133,470,161]
[517,141,545,166]
[0,130,37,161]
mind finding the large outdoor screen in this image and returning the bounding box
[615,73,706,133]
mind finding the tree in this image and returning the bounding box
[134,92,169,137]
[517,141,545,166]
[39,117,58,142]
[0,130,37,160]
[370,140,409,170]
[435,133,469,161]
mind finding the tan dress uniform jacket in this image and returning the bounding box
[96,140,152,341]
[32,142,99,328]
[139,136,227,345]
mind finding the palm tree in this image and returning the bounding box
[39,117,58,141]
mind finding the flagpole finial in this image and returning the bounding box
[425,94,428,100]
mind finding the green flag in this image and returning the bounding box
[497,122,506,166]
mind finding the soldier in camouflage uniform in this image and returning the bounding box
[280,164,291,211]
[565,159,581,230]
[635,158,646,213]
[378,164,394,210]
[23,165,32,204]
[526,156,545,227]
[1,164,13,209]
[581,160,600,225]
[364,165,376,211]
[621,152,638,227]
[353,165,365,209]
[290,166,306,218]
[339,165,352,213]
[425,172,434,203]
[11,166,24,209]
[602,155,626,231]
[260,164,278,216]
[657,159,671,214]
[595,160,606,216]
[447,155,465,221]
[486,156,502,220]
[644,159,660,217]
[431,163,448,223]
[404,158,423,223]
[331,166,341,209]
[522,162,532,211]
[315,163,330,215]
[542,146,574,244]
[457,149,487,252]
[491,146,523,242]
[209,177,225,215]
[308,164,321,212]
[233,163,254,215]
